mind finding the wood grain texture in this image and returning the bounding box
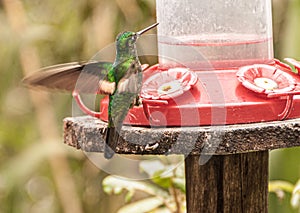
[185,152,268,213]
[63,116,300,155]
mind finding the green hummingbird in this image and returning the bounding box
[103,23,158,158]
[23,23,158,159]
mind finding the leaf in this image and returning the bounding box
[269,180,294,201]
[117,197,164,213]
[172,177,185,193]
[103,184,123,195]
[139,158,185,179]
[139,160,166,177]
[269,180,294,193]
[152,171,172,189]
[291,179,300,208]
[102,176,169,199]
[125,189,135,203]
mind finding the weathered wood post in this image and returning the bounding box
[64,116,300,212]
[185,153,268,212]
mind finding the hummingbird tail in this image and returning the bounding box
[104,127,120,159]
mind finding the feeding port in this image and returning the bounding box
[94,0,300,126]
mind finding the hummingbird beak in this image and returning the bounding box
[136,23,159,37]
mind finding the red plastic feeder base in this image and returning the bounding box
[74,59,300,127]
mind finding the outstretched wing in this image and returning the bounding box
[22,61,113,94]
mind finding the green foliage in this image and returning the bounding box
[103,157,186,213]
[291,180,300,208]
[269,179,300,211]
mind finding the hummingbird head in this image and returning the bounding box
[115,23,159,52]
[116,31,138,50]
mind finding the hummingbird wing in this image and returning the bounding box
[22,61,114,94]
[112,61,143,124]
[117,62,143,94]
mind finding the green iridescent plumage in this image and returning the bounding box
[104,24,158,159]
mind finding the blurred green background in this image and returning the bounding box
[0,0,300,212]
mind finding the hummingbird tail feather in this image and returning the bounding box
[104,127,120,159]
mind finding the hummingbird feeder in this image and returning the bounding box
[75,0,300,127]
[63,2,300,212]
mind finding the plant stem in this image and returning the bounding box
[171,169,181,213]
[171,185,181,213]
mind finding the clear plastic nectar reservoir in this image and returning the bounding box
[156,0,274,70]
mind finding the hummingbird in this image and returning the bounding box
[23,23,159,159]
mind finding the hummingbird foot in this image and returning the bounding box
[133,96,142,106]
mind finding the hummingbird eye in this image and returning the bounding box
[133,33,138,40]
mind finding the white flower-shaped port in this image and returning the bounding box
[236,64,296,96]
[141,67,198,100]
[236,62,300,120]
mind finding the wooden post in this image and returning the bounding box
[185,152,269,213]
